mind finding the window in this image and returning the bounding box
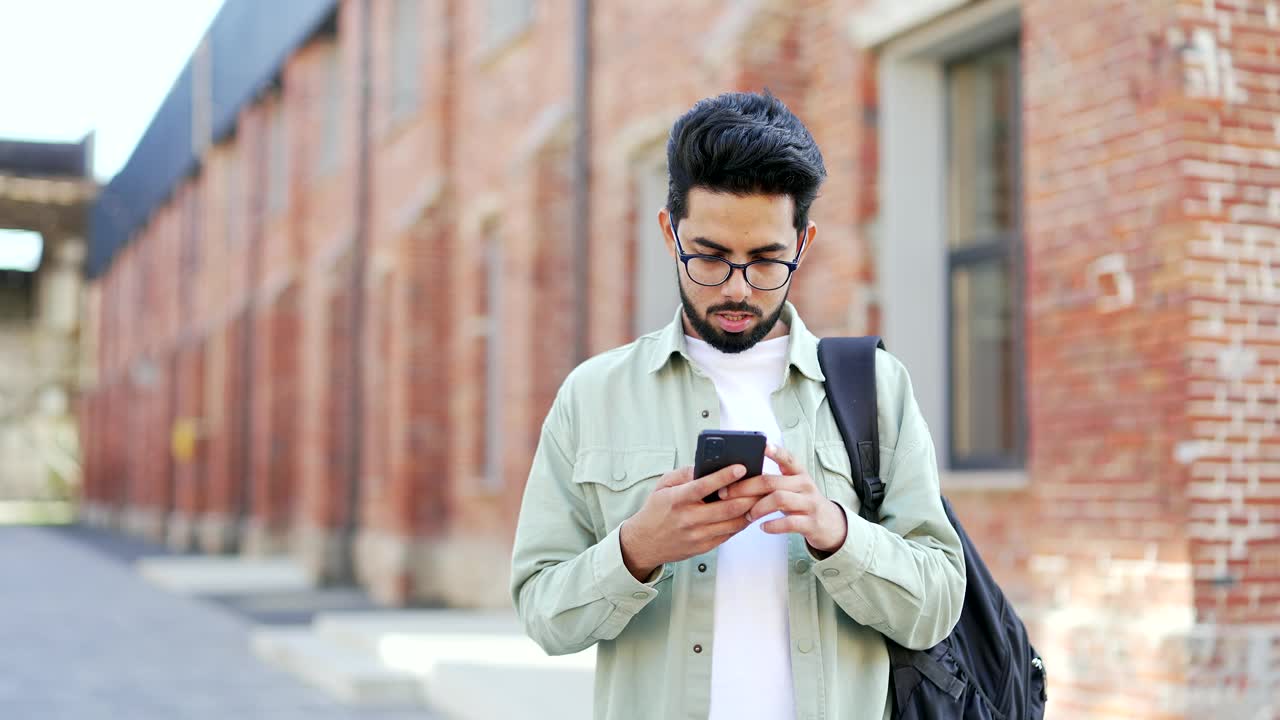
[877,0,1024,481]
[486,0,534,48]
[390,0,422,121]
[476,221,504,490]
[267,100,288,213]
[633,150,679,335]
[181,181,201,278]
[945,41,1024,470]
[318,44,342,174]
[0,230,41,323]
[224,145,239,247]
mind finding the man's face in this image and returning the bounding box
[660,188,814,354]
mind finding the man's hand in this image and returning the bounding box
[619,464,761,582]
[719,443,848,555]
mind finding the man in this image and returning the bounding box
[510,91,965,720]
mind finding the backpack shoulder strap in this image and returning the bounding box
[817,336,886,523]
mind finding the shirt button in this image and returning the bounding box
[786,416,799,428]
[822,568,840,577]
[701,410,710,418]
[698,563,707,573]
[632,592,648,600]
[793,560,809,574]
[693,644,703,654]
[613,470,627,481]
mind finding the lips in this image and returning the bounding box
[715,312,754,333]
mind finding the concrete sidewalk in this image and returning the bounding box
[0,525,436,720]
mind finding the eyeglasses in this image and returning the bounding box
[671,221,805,292]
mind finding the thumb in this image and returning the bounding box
[765,443,803,475]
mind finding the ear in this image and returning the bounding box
[797,221,817,262]
[658,208,677,260]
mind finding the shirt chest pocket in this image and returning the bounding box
[572,447,676,540]
[814,440,864,519]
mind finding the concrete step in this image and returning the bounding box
[136,555,314,595]
[251,627,424,707]
[254,610,595,718]
[310,610,595,720]
[312,609,594,674]
[429,660,593,720]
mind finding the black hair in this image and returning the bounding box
[666,90,827,233]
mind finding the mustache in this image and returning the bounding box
[706,302,762,317]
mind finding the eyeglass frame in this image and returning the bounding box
[669,219,807,291]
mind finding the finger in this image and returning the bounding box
[657,466,694,490]
[719,473,799,500]
[691,495,757,525]
[747,490,810,522]
[683,464,747,503]
[761,514,807,535]
[699,514,753,540]
[765,442,805,476]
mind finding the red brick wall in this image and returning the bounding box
[87,0,1017,597]
[81,0,1280,713]
[1173,1,1280,714]
[1022,0,1203,716]
[83,0,1009,605]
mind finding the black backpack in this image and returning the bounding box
[817,336,1048,720]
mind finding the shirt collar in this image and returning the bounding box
[645,301,826,382]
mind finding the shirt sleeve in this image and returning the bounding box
[509,388,666,656]
[807,355,967,651]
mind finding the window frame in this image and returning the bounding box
[943,39,1028,472]
[876,0,1027,486]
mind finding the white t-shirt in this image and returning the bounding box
[685,333,795,720]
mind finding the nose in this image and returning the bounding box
[720,265,752,302]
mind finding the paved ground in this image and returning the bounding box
[0,525,437,720]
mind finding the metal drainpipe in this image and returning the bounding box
[572,0,592,363]
[339,0,373,585]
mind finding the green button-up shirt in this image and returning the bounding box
[510,303,965,720]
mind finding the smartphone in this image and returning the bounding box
[695,429,767,503]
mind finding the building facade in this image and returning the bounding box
[82,0,1280,717]
[0,138,95,512]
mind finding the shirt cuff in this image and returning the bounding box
[808,499,879,587]
[592,524,665,616]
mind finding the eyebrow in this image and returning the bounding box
[690,236,789,255]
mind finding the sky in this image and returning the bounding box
[0,0,224,268]
[0,0,225,182]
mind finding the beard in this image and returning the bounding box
[678,276,789,354]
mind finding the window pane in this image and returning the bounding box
[482,222,503,490]
[487,0,534,46]
[633,152,678,334]
[947,43,1018,249]
[267,103,288,212]
[391,0,420,119]
[950,258,1017,459]
[320,46,341,173]
[224,147,238,247]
